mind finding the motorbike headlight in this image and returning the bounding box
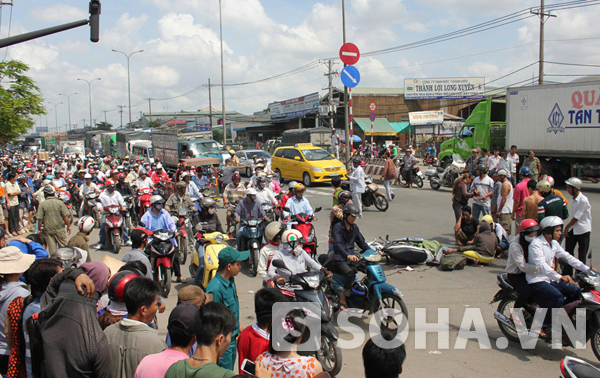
[215,234,224,244]
[310,166,323,173]
[304,274,321,289]
[584,274,600,287]
[207,253,214,265]
[248,219,258,226]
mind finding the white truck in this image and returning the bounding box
[506,80,600,181]
[60,139,85,156]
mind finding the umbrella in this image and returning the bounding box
[341,135,362,143]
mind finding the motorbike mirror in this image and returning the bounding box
[138,221,146,228]
[271,259,289,271]
[195,223,203,231]
[314,206,322,213]
[282,206,290,212]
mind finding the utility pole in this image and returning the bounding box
[324,60,338,131]
[208,78,213,127]
[147,98,152,123]
[342,0,350,164]
[103,110,108,124]
[218,0,227,146]
[117,105,126,129]
[531,0,555,85]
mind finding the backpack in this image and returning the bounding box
[440,254,468,271]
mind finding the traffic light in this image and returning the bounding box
[89,0,101,43]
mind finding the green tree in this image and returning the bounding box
[0,61,45,142]
[94,121,113,130]
[147,119,162,128]
[212,129,223,142]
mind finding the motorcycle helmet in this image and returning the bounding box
[520,166,531,176]
[78,216,95,233]
[84,173,92,179]
[545,175,555,187]
[175,181,186,189]
[282,229,304,250]
[475,164,486,173]
[337,190,353,206]
[150,195,165,206]
[536,180,552,194]
[519,219,541,234]
[351,280,367,296]
[231,173,241,181]
[265,221,283,242]
[565,177,583,190]
[105,180,115,188]
[352,157,361,165]
[201,198,215,209]
[343,203,360,217]
[288,181,298,191]
[293,183,305,192]
[246,188,258,196]
[540,216,563,234]
[481,215,494,225]
[51,247,82,269]
[108,270,140,302]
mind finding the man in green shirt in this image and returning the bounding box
[36,185,71,253]
[331,176,343,206]
[205,247,249,371]
[522,150,542,182]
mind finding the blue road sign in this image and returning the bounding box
[369,113,376,122]
[341,66,360,88]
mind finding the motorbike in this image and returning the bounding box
[286,206,322,259]
[190,222,232,289]
[240,217,266,277]
[492,269,600,361]
[67,179,81,217]
[56,186,74,224]
[561,356,600,378]
[138,187,153,218]
[271,259,343,377]
[318,249,408,331]
[82,191,102,227]
[423,154,438,166]
[429,153,466,190]
[149,228,177,297]
[362,176,388,212]
[398,167,424,188]
[103,204,124,254]
[225,200,240,235]
[368,236,434,265]
[171,208,192,265]
[262,202,278,223]
[123,194,135,230]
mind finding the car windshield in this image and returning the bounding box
[188,141,220,157]
[64,146,83,154]
[250,150,270,159]
[301,149,334,161]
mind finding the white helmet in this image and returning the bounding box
[540,216,564,232]
[84,173,92,179]
[78,216,95,233]
[288,181,298,191]
[282,229,304,249]
[265,221,283,242]
[565,177,583,190]
[150,195,164,205]
[245,188,258,196]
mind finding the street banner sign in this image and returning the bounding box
[341,66,360,88]
[339,43,360,65]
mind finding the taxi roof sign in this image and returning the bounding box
[294,143,314,148]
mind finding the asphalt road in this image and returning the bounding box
[84,176,600,378]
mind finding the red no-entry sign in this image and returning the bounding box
[339,43,360,65]
[369,102,377,112]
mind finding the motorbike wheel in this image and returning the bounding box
[496,298,520,342]
[274,168,283,184]
[317,332,343,377]
[373,194,389,212]
[376,293,409,334]
[156,265,171,298]
[189,263,197,280]
[250,248,258,277]
[179,236,188,265]
[430,179,442,190]
[590,324,600,362]
[414,175,424,188]
[111,233,121,254]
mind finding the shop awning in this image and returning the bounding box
[389,122,414,134]
[354,118,397,136]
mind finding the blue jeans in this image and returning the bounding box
[193,244,205,286]
[384,180,393,200]
[529,281,581,325]
[472,203,490,221]
[236,226,246,251]
[99,213,129,245]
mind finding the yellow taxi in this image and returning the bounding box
[271,143,347,186]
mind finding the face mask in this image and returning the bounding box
[250,195,256,201]
[258,183,266,189]
[208,208,216,215]
[154,204,163,211]
[524,235,536,243]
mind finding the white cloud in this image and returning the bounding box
[29,4,88,23]
[141,66,180,87]
[403,22,428,33]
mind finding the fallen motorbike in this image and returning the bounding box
[190,222,232,289]
[561,356,600,378]
[103,204,124,254]
[492,269,600,361]
[286,206,322,259]
[240,217,266,277]
[272,259,342,377]
[149,228,177,297]
[362,176,388,212]
[369,236,434,265]
[171,208,192,265]
[398,167,424,188]
[429,153,466,190]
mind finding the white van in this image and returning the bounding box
[130,140,154,162]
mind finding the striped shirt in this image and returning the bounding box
[223,183,246,203]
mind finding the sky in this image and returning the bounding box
[3,0,600,132]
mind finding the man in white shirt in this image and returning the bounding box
[136,171,154,190]
[347,158,365,217]
[486,148,502,171]
[564,177,592,275]
[79,174,99,217]
[527,216,589,328]
[471,165,494,221]
[95,180,130,249]
[255,176,277,207]
[507,145,520,186]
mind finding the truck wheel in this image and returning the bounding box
[303,172,312,187]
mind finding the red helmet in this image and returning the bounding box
[88,168,95,174]
[232,173,241,181]
[519,219,541,234]
[117,173,125,180]
[108,270,139,302]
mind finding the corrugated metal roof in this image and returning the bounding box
[389,122,414,134]
[354,118,397,136]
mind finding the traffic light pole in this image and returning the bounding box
[0,19,89,48]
